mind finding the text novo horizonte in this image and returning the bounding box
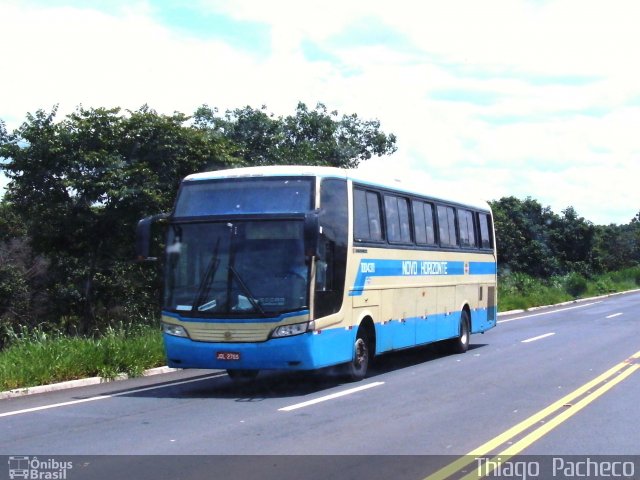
[402,261,448,276]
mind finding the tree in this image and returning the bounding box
[0,102,396,332]
[547,206,596,275]
[0,106,236,329]
[491,197,636,279]
[195,102,397,168]
[0,202,48,343]
[490,196,560,277]
[593,215,640,272]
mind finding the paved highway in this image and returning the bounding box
[1,292,639,479]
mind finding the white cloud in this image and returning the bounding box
[0,2,263,121]
[1,0,639,224]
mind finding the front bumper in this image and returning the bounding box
[163,327,353,371]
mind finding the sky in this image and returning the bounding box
[1,0,639,225]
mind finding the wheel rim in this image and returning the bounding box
[354,337,368,371]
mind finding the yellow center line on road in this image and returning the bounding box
[423,350,640,480]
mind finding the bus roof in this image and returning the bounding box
[184,165,491,212]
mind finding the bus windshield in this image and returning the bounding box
[174,177,314,217]
[164,220,309,317]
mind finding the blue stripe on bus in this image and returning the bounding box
[349,259,496,296]
[469,262,497,275]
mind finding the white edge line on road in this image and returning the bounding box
[606,313,623,319]
[498,301,602,324]
[0,366,180,400]
[521,332,556,343]
[278,382,385,412]
[0,373,227,418]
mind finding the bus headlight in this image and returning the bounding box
[162,322,189,338]
[271,322,310,338]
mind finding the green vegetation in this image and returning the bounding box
[492,195,640,311]
[0,323,164,391]
[499,267,640,312]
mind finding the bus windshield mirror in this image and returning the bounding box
[304,210,320,257]
[135,212,169,261]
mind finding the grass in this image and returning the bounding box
[0,324,164,391]
[499,266,640,312]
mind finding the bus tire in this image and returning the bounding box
[227,369,259,381]
[345,328,371,381]
[448,310,470,354]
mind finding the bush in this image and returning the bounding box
[601,267,640,292]
[592,276,615,294]
[498,267,640,313]
[630,266,640,286]
[498,272,572,311]
[0,323,164,391]
[564,273,588,297]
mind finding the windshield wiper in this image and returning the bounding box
[228,264,267,316]
[192,238,221,312]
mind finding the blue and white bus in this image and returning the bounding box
[137,166,497,380]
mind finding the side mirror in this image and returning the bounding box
[135,213,169,261]
[303,210,320,258]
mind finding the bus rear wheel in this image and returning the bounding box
[448,310,470,354]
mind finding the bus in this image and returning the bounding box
[136,165,497,381]
[8,456,30,479]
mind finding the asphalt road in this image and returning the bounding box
[1,292,639,479]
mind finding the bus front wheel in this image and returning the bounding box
[345,329,371,381]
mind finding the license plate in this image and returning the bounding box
[216,351,241,361]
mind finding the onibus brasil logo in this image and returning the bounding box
[8,456,72,479]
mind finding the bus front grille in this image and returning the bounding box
[187,325,270,342]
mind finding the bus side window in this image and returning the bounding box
[385,194,411,243]
[437,205,458,247]
[354,189,369,241]
[366,191,383,241]
[478,213,492,249]
[413,200,436,245]
[424,203,436,244]
[458,209,476,248]
[354,188,383,242]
